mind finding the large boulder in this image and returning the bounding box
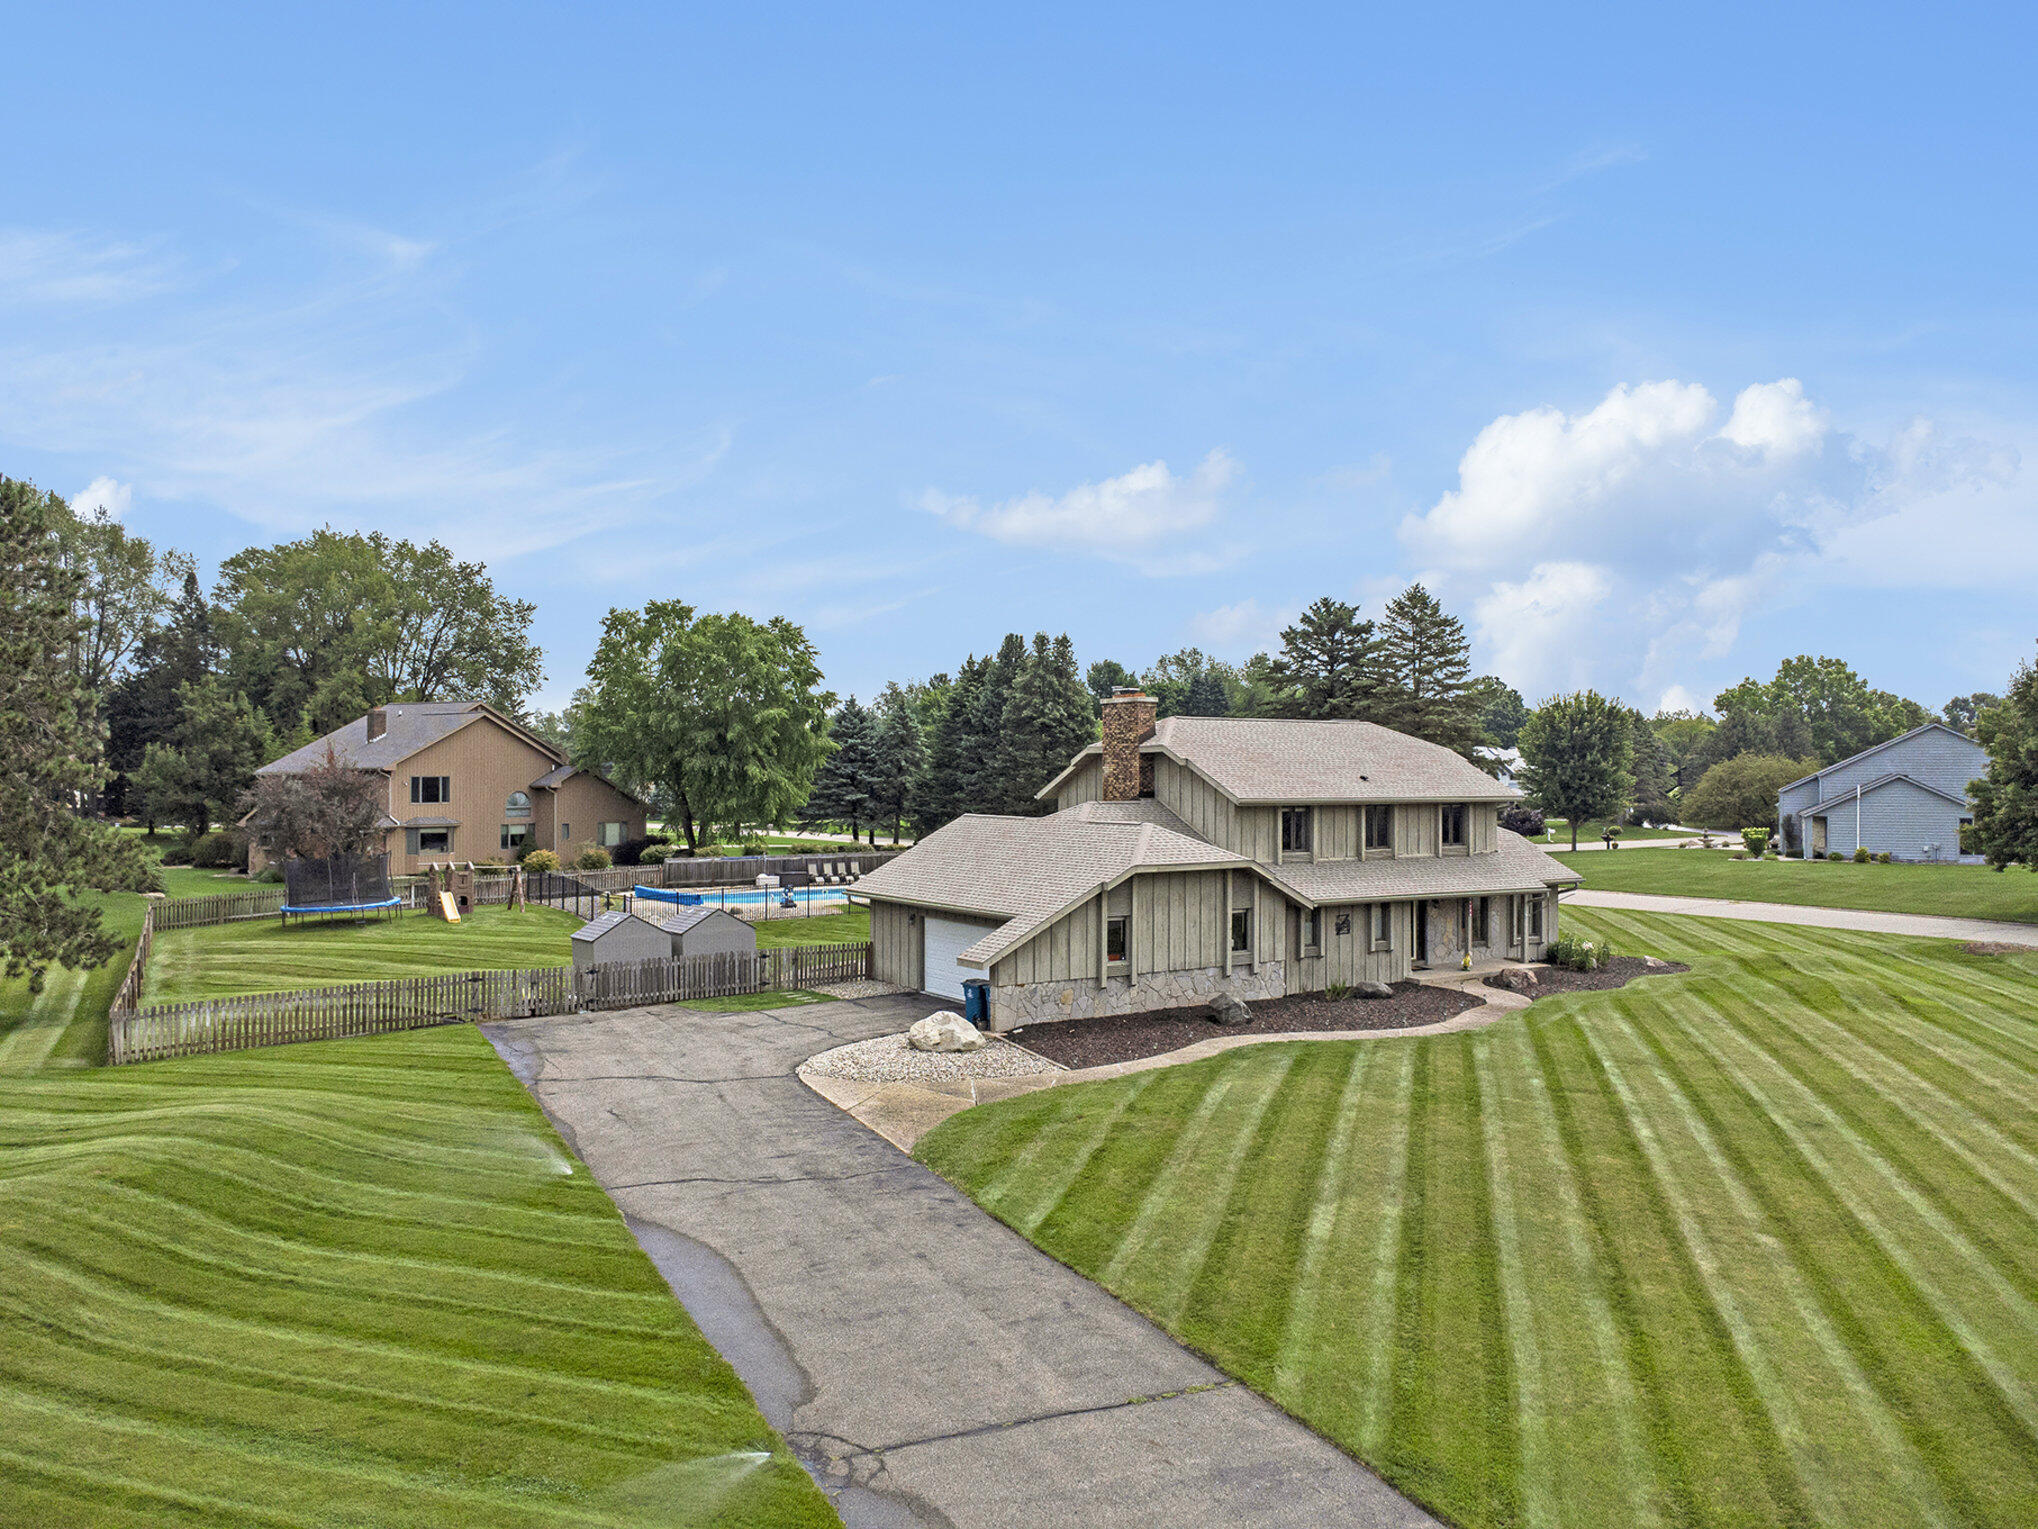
[1487,968,1539,993]
[1208,993,1254,1027]
[1353,981,1394,1000]
[906,1012,985,1052]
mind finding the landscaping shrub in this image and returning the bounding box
[1499,804,1546,838]
[254,866,285,884]
[638,843,675,864]
[740,839,767,855]
[1826,851,1844,861]
[1853,846,1872,863]
[190,830,244,870]
[1741,828,1769,856]
[608,835,657,867]
[157,839,194,866]
[575,846,612,871]
[1877,851,1894,863]
[1544,933,1613,972]
[522,849,561,874]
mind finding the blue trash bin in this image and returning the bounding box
[961,978,989,1027]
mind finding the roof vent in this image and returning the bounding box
[366,707,388,743]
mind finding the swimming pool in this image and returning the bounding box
[635,884,852,909]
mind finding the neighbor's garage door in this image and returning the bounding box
[922,916,993,1002]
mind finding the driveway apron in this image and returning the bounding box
[484,994,1435,1529]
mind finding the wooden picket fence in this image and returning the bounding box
[151,887,289,929]
[107,941,873,1065]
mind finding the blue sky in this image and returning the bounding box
[5,3,2034,715]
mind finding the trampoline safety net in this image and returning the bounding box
[284,852,394,909]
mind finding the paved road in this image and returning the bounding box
[484,994,1433,1529]
[1568,888,2038,946]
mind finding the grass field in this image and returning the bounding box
[0,1025,836,1527]
[749,908,869,948]
[0,893,145,1074]
[1532,819,1694,848]
[147,905,580,1005]
[1558,847,2038,924]
[918,910,2038,1529]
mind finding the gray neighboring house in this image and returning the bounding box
[571,910,670,973]
[661,905,758,960]
[854,691,1579,1031]
[1775,722,1988,861]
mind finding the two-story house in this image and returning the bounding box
[1775,721,1988,861]
[855,689,1578,1031]
[245,700,647,876]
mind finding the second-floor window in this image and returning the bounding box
[1280,807,1312,854]
[1440,803,1468,848]
[1364,804,1392,851]
[411,775,450,804]
[505,790,532,820]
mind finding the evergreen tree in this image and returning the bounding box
[1970,650,2038,870]
[911,655,985,832]
[106,568,218,822]
[1264,598,1382,719]
[0,477,154,986]
[1468,675,1528,749]
[1182,668,1231,717]
[961,633,1028,814]
[1626,708,1675,824]
[1517,691,1634,851]
[869,682,927,843]
[1376,583,1481,755]
[801,696,880,842]
[132,678,276,836]
[996,634,1097,812]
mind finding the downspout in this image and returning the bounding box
[1855,783,1863,856]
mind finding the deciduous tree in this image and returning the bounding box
[1682,753,1819,834]
[1469,676,1528,750]
[239,743,386,861]
[1944,691,2000,737]
[1516,691,1634,851]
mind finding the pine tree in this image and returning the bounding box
[1627,708,1675,824]
[911,655,985,832]
[962,633,1028,814]
[1182,668,1231,717]
[107,568,218,822]
[1377,583,1481,755]
[996,634,1098,813]
[0,477,153,987]
[132,677,276,835]
[869,682,927,843]
[801,696,880,841]
[1264,598,1382,719]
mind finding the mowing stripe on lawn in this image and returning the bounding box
[1355,1043,1417,1458]
[1272,1045,1375,1395]
[995,1071,1163,1237]
[1668,999,2038,1437]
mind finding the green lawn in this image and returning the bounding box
[0,892,145,1074]
[0,1025,836,1527]
[1531,819,1694,848]
[1558,847,2038,924]
[919,911,2038,1529]
[749,908,870,948]
[147,905,580,1005]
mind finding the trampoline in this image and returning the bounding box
[280,853,403,927]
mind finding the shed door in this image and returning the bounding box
[921,916,989,1002]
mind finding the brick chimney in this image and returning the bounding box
[1100,688,1158,801]
[366,707,388,743]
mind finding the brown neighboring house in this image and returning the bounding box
[245,700,646,875]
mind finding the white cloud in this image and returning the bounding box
[1471,561,1612,699]
[72,475,133,520]
[1718,378,1826,457]
[0,229,177,306]
[1188,597,1297,657]
[1654,684,1702,715]
[922,449,1240,570]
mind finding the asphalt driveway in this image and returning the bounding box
[484,993,1434,1529]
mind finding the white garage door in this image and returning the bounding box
[922,915,991,1001]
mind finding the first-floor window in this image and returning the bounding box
[558,822,571,844]
[1528,894,1545,938]
[1230,907,1252,955]
[1371,902,1393,950]
[598,821,626,847]
[501,823,529,853]
[1107,916,1129,964]
[1301,908,1321,952]
[410,828,451,855]
[1471,896,1489,944]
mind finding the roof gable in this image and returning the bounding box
[256,700,564,777]
[1780,722,1984,792]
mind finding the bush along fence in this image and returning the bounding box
[107,941,874,1065]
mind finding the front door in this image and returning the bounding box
[1811,816,1827,856]
[1415,901,1429,966]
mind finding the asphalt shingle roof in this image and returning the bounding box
[571,910,663,942]
[1143,716,1518,804]
[255,701,505,775]
[659,905,742,935]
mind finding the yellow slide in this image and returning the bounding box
[438,891,461,923]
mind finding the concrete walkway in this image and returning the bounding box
[1568,888,2038,947]
[484,994,1434,1529]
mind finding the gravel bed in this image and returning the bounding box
[1485,955,1689,997]
[1009,981,1486,1070]
[800,1031,1063,1084]
[810,977,910,1000]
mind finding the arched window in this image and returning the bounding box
[505,791,532,820]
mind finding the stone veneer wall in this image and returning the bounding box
[987,961,1287,1031]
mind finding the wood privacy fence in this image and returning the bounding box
[151,888,289,928]
[107,941,873,1065]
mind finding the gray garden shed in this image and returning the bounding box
[570,910,671,973]
[661,905,758,960]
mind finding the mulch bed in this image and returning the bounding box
[1007,980,1486,1070]
[1486,955,1689,996]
